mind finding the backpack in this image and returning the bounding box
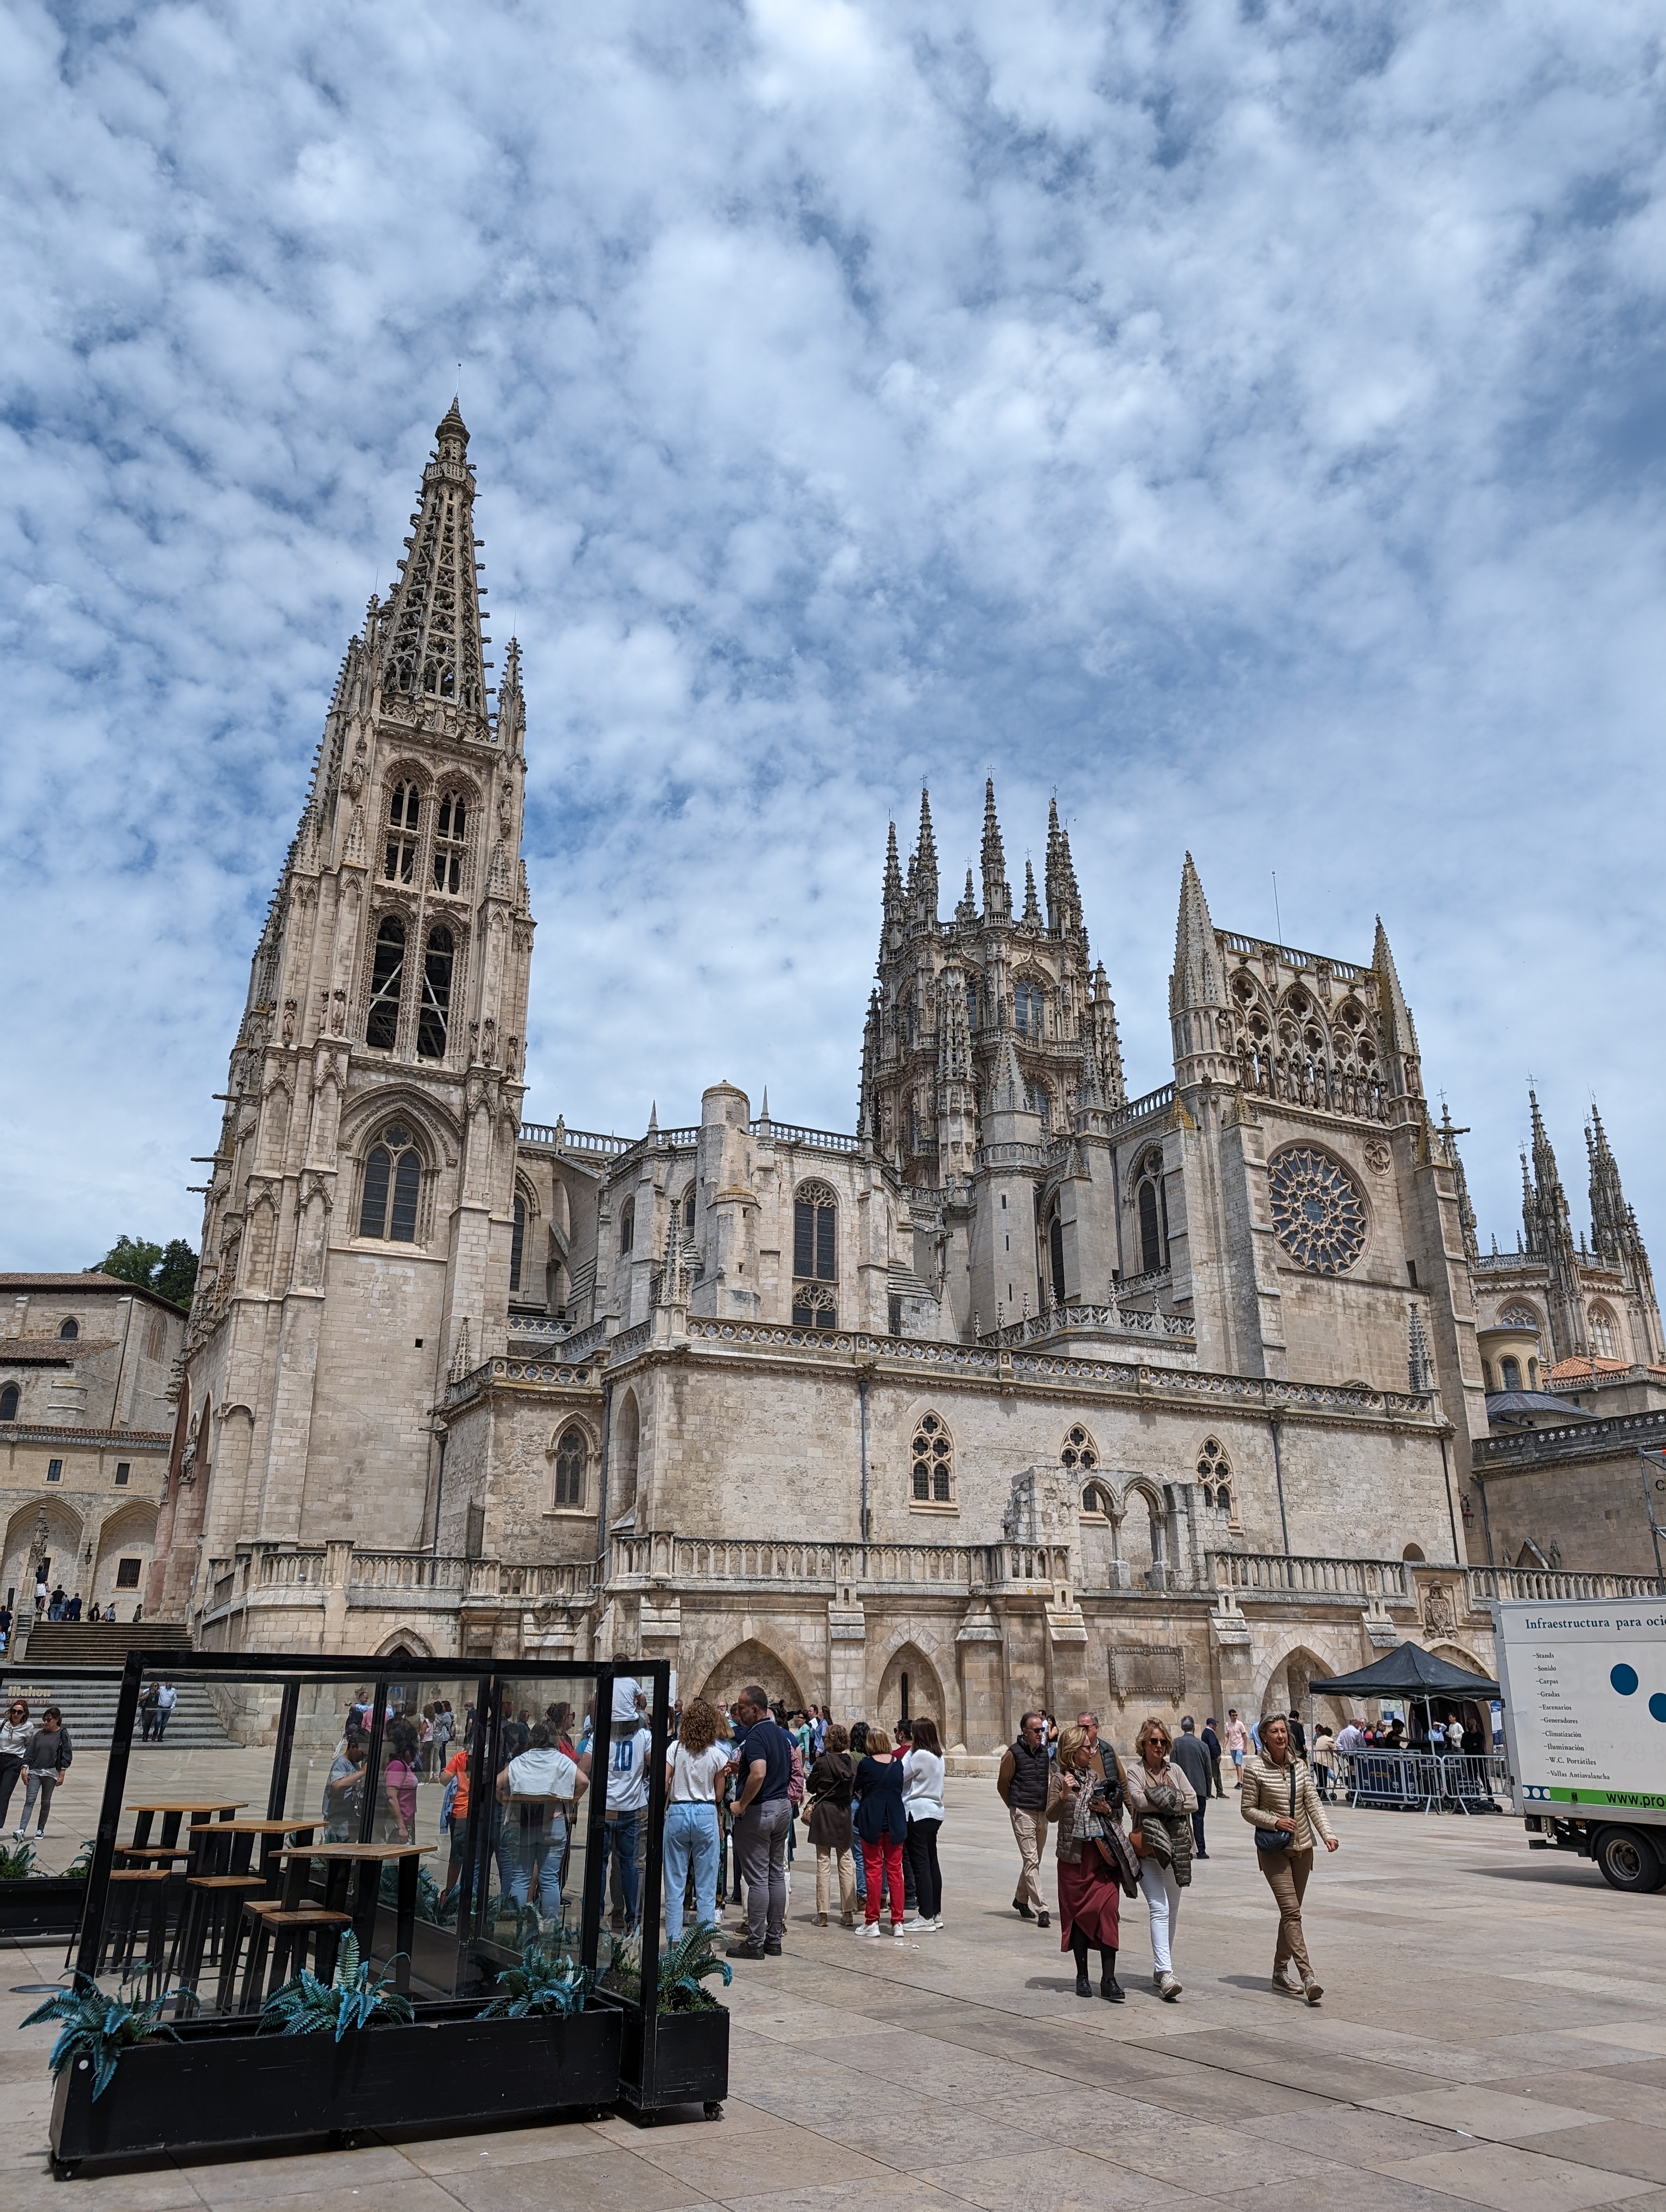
[787,1739,806,1809]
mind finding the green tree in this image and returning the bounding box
[94,1237,197,1310]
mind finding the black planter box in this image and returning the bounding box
[0,1876,85,1941]
[49,2006,623,2175]
[609,1998,730,2117]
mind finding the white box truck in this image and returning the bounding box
[1492,1597,1666,1894]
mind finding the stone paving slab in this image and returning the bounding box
[5,1779,1666,2209]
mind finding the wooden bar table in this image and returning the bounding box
[124,1800,247,1852]
[273,1841,435,1994]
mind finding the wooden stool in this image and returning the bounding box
[173,1875,265,2004]
[237,1905,351,2011]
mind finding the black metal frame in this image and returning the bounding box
[22,1646,731,2172]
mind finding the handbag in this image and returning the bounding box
[1254,1761,1297,1851]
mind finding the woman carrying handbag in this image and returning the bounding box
[1240,1713,1338,2004]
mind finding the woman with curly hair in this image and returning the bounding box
[662,1695,731,1942]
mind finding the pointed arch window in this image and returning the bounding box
[366,917,406,1050]
[1025,1079,1052,1131]
[1588,1306,1618,1359]
[553,1425,586,1508]
[911,1411,954,1503]
[58,1317,79,1341]
[620,1198,635,1255]
[1135,1147,1167,1275]
[1196,1437,1232,1515]
[680,1187,696,1234]
[358,1122,422,1242]
[794,1182,837,1282]
[0,1384,18,1421]
[433,791,469,894]
[384,783,421,883]
[416,925,453,1059]
[1047,1198,1066,1304]
[1014,980,1046,1038]
[510,1194,527,1294]
[965,978,978,1031]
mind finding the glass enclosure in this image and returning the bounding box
[4,1654,671,2031]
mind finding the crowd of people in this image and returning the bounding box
[293,1677,1406,2010]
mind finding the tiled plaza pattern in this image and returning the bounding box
[6,1778,1666,2211]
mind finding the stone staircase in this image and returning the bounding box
[2,1622,236,1748]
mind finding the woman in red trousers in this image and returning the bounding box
[851,1726,908,1937]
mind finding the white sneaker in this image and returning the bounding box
[932,1914,944,1930]
[890,1921,905,1938]
[856,1921,881,1938]
[902,1916,935,1933]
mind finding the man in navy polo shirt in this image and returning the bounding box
[727,1684,794,1960]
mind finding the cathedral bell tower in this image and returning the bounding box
[151,406,536,1621]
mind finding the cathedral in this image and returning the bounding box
[142,409,1665,1744]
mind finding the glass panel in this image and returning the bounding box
[793,1200,813,1278]
[389,1150,421,1243]
[358,1147,390,1238]
[815,1202,836,1282]
[58,1658,651,2029]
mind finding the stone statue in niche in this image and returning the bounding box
[1422,1583,1455,1637]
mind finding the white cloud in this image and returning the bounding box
[1,0,1663,1271]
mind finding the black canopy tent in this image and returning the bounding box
[1311,1643,1500,1702]
[1311,1642,1500,1783]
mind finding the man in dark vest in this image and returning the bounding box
[995,1709,1052,1927]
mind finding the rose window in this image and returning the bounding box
[1268,1147,1367,1275]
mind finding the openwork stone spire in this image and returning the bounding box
[381,401,491,728]
[981,779,1010,923]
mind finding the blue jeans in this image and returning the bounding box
[602,1811,642,1926]
[507,1811,568,1917]
[662,1801,719,1943]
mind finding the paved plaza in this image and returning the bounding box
[6,1776,1666,2210]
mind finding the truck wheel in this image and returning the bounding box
[1594,1827,1665,1894]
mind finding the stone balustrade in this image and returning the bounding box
[1209,1551,1414,1601]
[1464,1564,1665,1603]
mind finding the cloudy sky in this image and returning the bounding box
[2,0,1663,1272]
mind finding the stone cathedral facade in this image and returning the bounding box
[147,412,1664,1745]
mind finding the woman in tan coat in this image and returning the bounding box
[1240,1713,1338,2004]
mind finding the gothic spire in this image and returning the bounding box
[1170,853,1224,1011]
[380,402,491,729]
[1372,918,1422,1099]
[912,788,939,924]
[1022,857,1041,926]
[1441,1104,1480,1265]
[882,820,905,937]
[1586,1099,1629,1264]
[1045,797,1085,940]
[955,867,977,925]
[981,779,1011,923]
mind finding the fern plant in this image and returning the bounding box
[62,1838,95,1880]
[657,1921,733,2015]
[0,1838,38,1881]
[258,1932,415,2042]
[480,1941,591,2018]
[20,1975,177,2099]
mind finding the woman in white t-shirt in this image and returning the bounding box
[496,1722,588,1920]
[901,1716,947,1933]
[663,1697,732,1942]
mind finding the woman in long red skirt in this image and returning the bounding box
[1049,1724,1129,2001]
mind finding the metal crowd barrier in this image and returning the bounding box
[1339,1750,1507,1814]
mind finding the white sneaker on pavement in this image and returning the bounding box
[902,1916,935,1933]
[856,1921,881,1938]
